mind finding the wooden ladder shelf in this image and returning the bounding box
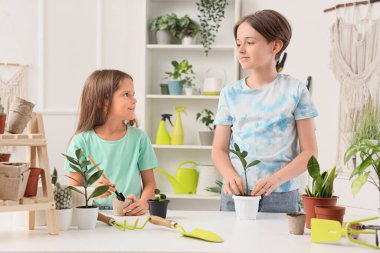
[0,112,58,235]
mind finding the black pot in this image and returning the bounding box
[148,199,170,218]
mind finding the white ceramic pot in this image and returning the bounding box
[184,87,193,96]
[233,195,261,220]
[75,206,98,230]
[156,30,171,44]
[56,208,73,231]
[181,36,196,45]
[196,165,222,195]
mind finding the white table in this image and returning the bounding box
[0,209,378,253]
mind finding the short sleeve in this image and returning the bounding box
[138,133,158,171]
[214,88,233,125]
[64,134,87,173]
[294,84,319,120]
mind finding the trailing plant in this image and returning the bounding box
[165,59,195,86]
[205,180,223,193]
[229,143,260,195]
[51,167,72,210]
[151,188,167,201]
[63,148,109,207]
[305,156,336,198]
[196,0,229,55]
[178,15,201,39]
[196,108,215,131]
[149,13,179,38]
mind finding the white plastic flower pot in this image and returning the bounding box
[233,195,261,220]
[56,208,73,231]
[75,206,98,230]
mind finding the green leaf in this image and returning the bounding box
[247,160,260,168]
[307,156,320,180]
[239,157,247,170]
[67,186,84,196]
[75,148,84,160]
[62,154,80,166]
[69,164,83,175]
[64,175,82,185]
[344,145,359,164]
[241,151,248,158]
[87,170,104,186]
[229,149,239,157]
[351,171,370,196]
[89,185,109,199]
[234,143,240,153]
[51,168,58,185]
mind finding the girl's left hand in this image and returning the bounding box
[251,176,281,196]
[123,194,148,216]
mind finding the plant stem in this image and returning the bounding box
[244,169,248,196]
[84,186,88,207]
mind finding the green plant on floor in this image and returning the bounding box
[229,143,260,195]
[51,168,72,209]
[178,15,201,39]
[305,156,336,198]
[205,180,223,193]
[63,148,109,207]
[149,13,179,38]
[196,0,229,55]
[151,189,167,201]
[165,59,195,86]
[196,109,215,131]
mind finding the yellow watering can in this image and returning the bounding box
[155,161,199,194]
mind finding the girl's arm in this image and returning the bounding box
[68,172,83,186]
[251,118,318,196]
[212,125,245,195]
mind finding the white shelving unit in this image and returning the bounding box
[143,0,240,207]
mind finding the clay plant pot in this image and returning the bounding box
[24,167,43,197]
[302,195,338,229]
[315,205,346,225]
[6,97,35,134]
[148,199,170,218]
[112,198,132,216]
[287,212,306,235]
[0,114,6,134]
[0,153,11,162]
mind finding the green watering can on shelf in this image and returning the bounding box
[155,161,199,194]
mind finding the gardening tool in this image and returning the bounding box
[311,216,380,249]
[97,212,149,231]
[155,160,199,194]
[149,215,224,242]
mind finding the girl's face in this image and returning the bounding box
[107,78,137,121]
[236,22,278,70]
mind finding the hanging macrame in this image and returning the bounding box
[0,65,27,114]
[330,4,380,173]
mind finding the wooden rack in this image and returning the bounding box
[0,113,58,235]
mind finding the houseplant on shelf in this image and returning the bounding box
[196,109,215,145]
[63,148,109,230]
[51,168,73,231]
[148,188,170,218]
[178,15,201,45]
[229,143,261,220]
[165,59,195,95]
[196,0,229,55]
[149,13,179,44]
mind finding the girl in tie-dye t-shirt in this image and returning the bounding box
[212,10,318,213]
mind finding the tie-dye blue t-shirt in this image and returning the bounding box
[214,74,318,192]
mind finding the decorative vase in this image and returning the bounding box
[148,199,170,218]
[24,167,43,197]
[199,131,214,145]
[232,195,261,220]
[56,208,73,231]
[301,195,338,229]
[0,114,6,134]
[112,198,132,216]
[168,80,184,95]
[315,205,346,225]
[6,97,35,134]
[156,30,171,44]
[160,83,169,95]
[75,206,99,230]
[287,212,306,235]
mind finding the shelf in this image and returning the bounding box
[153,144,212,150]
[0,134,46,146]
[146,94,219,100]
[166,193,220,200]
[146,44,235,50]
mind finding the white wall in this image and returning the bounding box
[0,0,379,210]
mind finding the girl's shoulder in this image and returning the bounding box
[277,74,305,89]
[126,125,150,139]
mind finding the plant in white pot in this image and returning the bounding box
[149,13,179,44]
[165,59,195,95]
[178,15,201,45]
[229,143,261,220]
[63,148,109,230]
[196,109,215,145]
[51,168,73,231]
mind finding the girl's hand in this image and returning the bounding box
[223,175,245,195]
[251,175,281,196]
[94,176,116,198]
[123,194,148,216]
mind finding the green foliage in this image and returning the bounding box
[196,109,215,131]
[178,15,201,39]
[149,13,179,38]
[205,180,223,193]
[351,101,380,146]
[165,59,195,86]
[51,168,72,209]
[196,0,229,55]
[151,188,167,201]
[305,156,336,198]
[63,148,109,207]
[229,143,260,195]
[344,139,380,196]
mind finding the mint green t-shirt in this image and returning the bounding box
[64,126,158,206]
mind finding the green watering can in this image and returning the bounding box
[155,161,199,194]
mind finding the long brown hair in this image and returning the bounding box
[76,69,134,134]
[234,10,292,60]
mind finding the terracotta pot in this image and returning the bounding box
[301,194,338,229]
[287,212,306,235]
[0,153,11,162]
[148,199,170,218]
[0,114,6,134]
[6,97,35,134]
[315,205,346,224]
[24,167,43,197]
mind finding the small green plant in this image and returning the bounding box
[178,15,201,39]
[149,13,179,38]
[229,143,260,195]
[205,180,223,193]
[151,189,167,201]
[63,148,109,207]
[305,156,336,198]
[51,168,72,210]
[165,59,195,86]
[196,109,215,131]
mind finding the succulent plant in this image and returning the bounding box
[52,168,72,209]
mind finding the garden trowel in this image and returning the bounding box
[148,215,224,242]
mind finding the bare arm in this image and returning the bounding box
[68,172,83,186]
[251,118,318,196]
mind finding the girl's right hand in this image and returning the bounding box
[94,176,116,198]
[223,175,244,195]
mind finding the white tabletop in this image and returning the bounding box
[0,209,378,253]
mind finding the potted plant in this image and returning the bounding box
[302,156,339,229]
[178,15,201,45]
[196,109,215,145]
[229,143,261,220]
[63,148,109,230]
[148,189,170,218]
[0,97,6,134]
[149,13,179,44]
[196,0,229,55]
[51,168,73,231]
[165,59,195,95]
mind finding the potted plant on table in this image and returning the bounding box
[178,15,201,45]
[149,13,179,44]
[63,148,109,230]
[196,109,215,145]
[148,189,170,218]
[229,143,261,220]
[165,59,195,95]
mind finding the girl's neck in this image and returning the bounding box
[94,120,127,141]
[246,67,278,88]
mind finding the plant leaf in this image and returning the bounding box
[62,154,80,166]
[247,160,260,168]
[67,186,84,196]
[89,185,109,199]
[75,148,84,160]
[87,170,104,186]
[351,171,370,196]
[307,156,320,180]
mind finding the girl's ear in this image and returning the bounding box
[272,40,283,55]
[103,99,109,112]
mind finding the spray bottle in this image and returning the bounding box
[156,114,173,145]
[171,106,186,145]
